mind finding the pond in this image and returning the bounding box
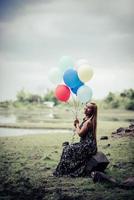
[0,109,62,124]
[0,128,71,137]
[0,109,72,136]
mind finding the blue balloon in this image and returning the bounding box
[63,69,81,88]
[71,81,84,94]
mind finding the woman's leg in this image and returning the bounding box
[53,142,96,176]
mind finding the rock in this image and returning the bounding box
[103,144,111,149]
[43,156,51,160]
[129,123,134,129]
[62,141,69,147]
[117,127,125,133]
[125,128,132,133]
[121,177,134,188]
[100,136,108,140]
[111,123,134,137]
[112,162,131,169]
[40,166,51,171]
[91,171,117,186]
[85,152,109,173]
[112,164,119,168]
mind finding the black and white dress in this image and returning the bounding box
[53,118,97,177]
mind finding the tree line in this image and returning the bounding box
[16,89,59,105]
[104,89,134,110]
[0,88,134,110]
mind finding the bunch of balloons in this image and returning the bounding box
[48,56,93,105]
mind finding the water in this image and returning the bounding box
[0,109,65,124]
[0,128,71,137]
[0,114,16,124]
[0,109,73,137]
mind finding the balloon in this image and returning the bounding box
[55,84,70,102]
[77,85,93,103]
[78,64,93,83]
[71,80,84,94]
[75,59,89,69]
[59,56,74,73]
[48,67,62,84]
[63,69,82,88]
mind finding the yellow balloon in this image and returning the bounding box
[78,64,93,82]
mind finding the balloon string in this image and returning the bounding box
[74,96,80,118]
[71,93,78,119]
[76,99,82,117]
[71,94,75,116]
[69,94,79,144]
[66,102,76,118]
[66,101,76,144]
[67,95,79,144]
[67,95,82,144]
[76,98,80,117]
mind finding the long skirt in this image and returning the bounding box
[53,141,97,177]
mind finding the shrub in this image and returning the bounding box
[125,100,134,110]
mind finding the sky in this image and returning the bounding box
[0,0,134,101]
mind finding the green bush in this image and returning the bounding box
[104,89,134,110]
[0,101,10,108]
[43,90,59,106]
[16,88,59,106]
[111,99,120,108]
[125,99,134,110]
[104,92,115,103]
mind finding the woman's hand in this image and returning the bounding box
[74,118,79,127]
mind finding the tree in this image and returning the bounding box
[43,90,59,105]
[16,89,29,102]
[125,99,134,110]
[104,92,115,103]
[28,94,42,103]
[120,89,134,99]
[16,89,43,103]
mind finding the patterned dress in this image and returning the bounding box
[53,118,97,177]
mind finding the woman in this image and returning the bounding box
[53,102,98,177]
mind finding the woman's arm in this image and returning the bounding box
[75,120,91,137]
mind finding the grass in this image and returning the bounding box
[0,107,134,199]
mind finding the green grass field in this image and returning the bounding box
[0,107,134,199]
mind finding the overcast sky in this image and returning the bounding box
[0,0,134,101]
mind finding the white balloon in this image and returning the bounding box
[78,64,93,83]
[75,59,89,69]
[77,85,93,103]
[59,56,74,73]
[48,67,62,84]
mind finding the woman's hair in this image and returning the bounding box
[89,102,98,145]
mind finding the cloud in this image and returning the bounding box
[0,0,134,100]
[0,0,133,63]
